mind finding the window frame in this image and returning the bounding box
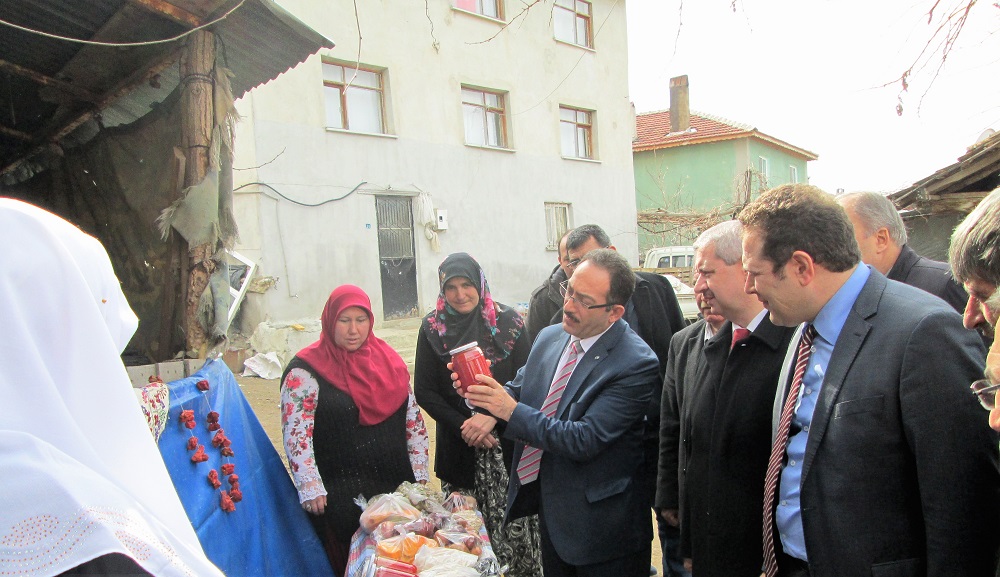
[322,59,388,134]
[544,202,572,250]
[789,165,799,184]
[453,0,504,20]
[553,0,593,48]
[461,86,509,149]
[758,156,769,179]
[559,105,595,159]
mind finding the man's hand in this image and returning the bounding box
[461,413,499,448]
[460,375,517,422]
[660,508,680,527]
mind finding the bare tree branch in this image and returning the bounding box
[468,0,545,45]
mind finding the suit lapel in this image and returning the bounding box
[800,273,881,483]
[526,333,571,410]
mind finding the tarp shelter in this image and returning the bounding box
[0,0,333,362]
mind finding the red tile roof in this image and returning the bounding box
[634,110,818,160]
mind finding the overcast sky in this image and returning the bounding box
[625,0,1000,194]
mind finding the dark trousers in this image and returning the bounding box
[778,553,811,577]
[539,511,651,577]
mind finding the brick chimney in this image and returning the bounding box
[669,75,690,133]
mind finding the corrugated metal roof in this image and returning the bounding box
[634,109,818,161]
[0,0,333,180]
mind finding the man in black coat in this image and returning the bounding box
[838,191,968,313]
[564,224,687,576]
[527,230,572,342]
[663,221,795,576]
[655,292,723,574]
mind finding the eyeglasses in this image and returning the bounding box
[559,280,615,310]
[566,258,582,269]
[970,379,1000,410]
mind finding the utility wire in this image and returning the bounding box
[233,181,367,207]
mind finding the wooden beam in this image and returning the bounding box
[0,124,32,142]
[129,0,203,28]
[0,58,99,104]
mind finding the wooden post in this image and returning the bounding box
[180,29,215,355]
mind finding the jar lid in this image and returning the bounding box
[448,341,479,355]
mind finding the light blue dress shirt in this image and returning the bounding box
[776,264,870,561]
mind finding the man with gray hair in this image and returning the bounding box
[949,186,1000,431]
[838,191,967,313]
[657,220,795,576]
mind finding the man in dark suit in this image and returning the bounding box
[838,191,968,313]
[464,249,659,577]
[565,224,686,576]
[656,293,724,561]
[527,230,572,342]
[739,184,999,577]
[661,220,795,577]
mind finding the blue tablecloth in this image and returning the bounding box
[160,359,335,577]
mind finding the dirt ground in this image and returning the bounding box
[235,373,664,571]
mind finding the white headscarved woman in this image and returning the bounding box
[0,198,222,576]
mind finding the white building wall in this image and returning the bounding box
[232,0,637,328]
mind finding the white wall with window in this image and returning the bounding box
[232,0,634,326]
[462,87,508,148]
[322,60,386,134]
[559,106,594,159]
[553,0,593,48]
[544,202,572,249]
[453,0,503,20]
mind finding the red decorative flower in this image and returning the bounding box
[220,446,235,457]
[208,422,221,431]
[180,410,195,423]
[302,394,317,412]
[191,445,208,463]
[186,437,198,451]
[221,463,235,475]
[220,491,236,513]
[206,411,220,423]
[184,420,197,430]
[228,474,239,486]
[212,429,227,448]
[196,379,210,391]
[230,487,243,502]
[208,469,221,489]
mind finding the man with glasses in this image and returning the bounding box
[462,249,660,577]
[740,184,997,577]
[950,186,1000,432]
[565,224,687,577]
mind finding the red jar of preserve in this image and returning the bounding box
[449,342,492,394]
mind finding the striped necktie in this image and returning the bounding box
[516,339,581,484]
[761,325,816,577]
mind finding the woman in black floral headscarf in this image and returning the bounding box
[414,252,541,577]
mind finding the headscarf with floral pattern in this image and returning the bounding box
[420,252,524,364]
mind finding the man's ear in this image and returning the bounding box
[608,244,617,252]
[608,303,626,323]
[874,227,892,254]
[788,250,816,286]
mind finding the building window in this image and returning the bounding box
[545,203,571,249]
[758,156,769,179]
[553,0,593,48]
[462,87,507,148]
[559,106,594,159]
[323,61,386,133]
[454,0,503,19]
[789,165,799,183]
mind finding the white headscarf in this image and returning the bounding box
[0,199,222,576]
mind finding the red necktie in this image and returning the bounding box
[761,325,816,577]
[516,339,580,484]
[731,327,751,350]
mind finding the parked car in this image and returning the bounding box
[662,274,699,322]
[642,245,695,269]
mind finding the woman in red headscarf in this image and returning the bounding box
[280,285,429,575]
